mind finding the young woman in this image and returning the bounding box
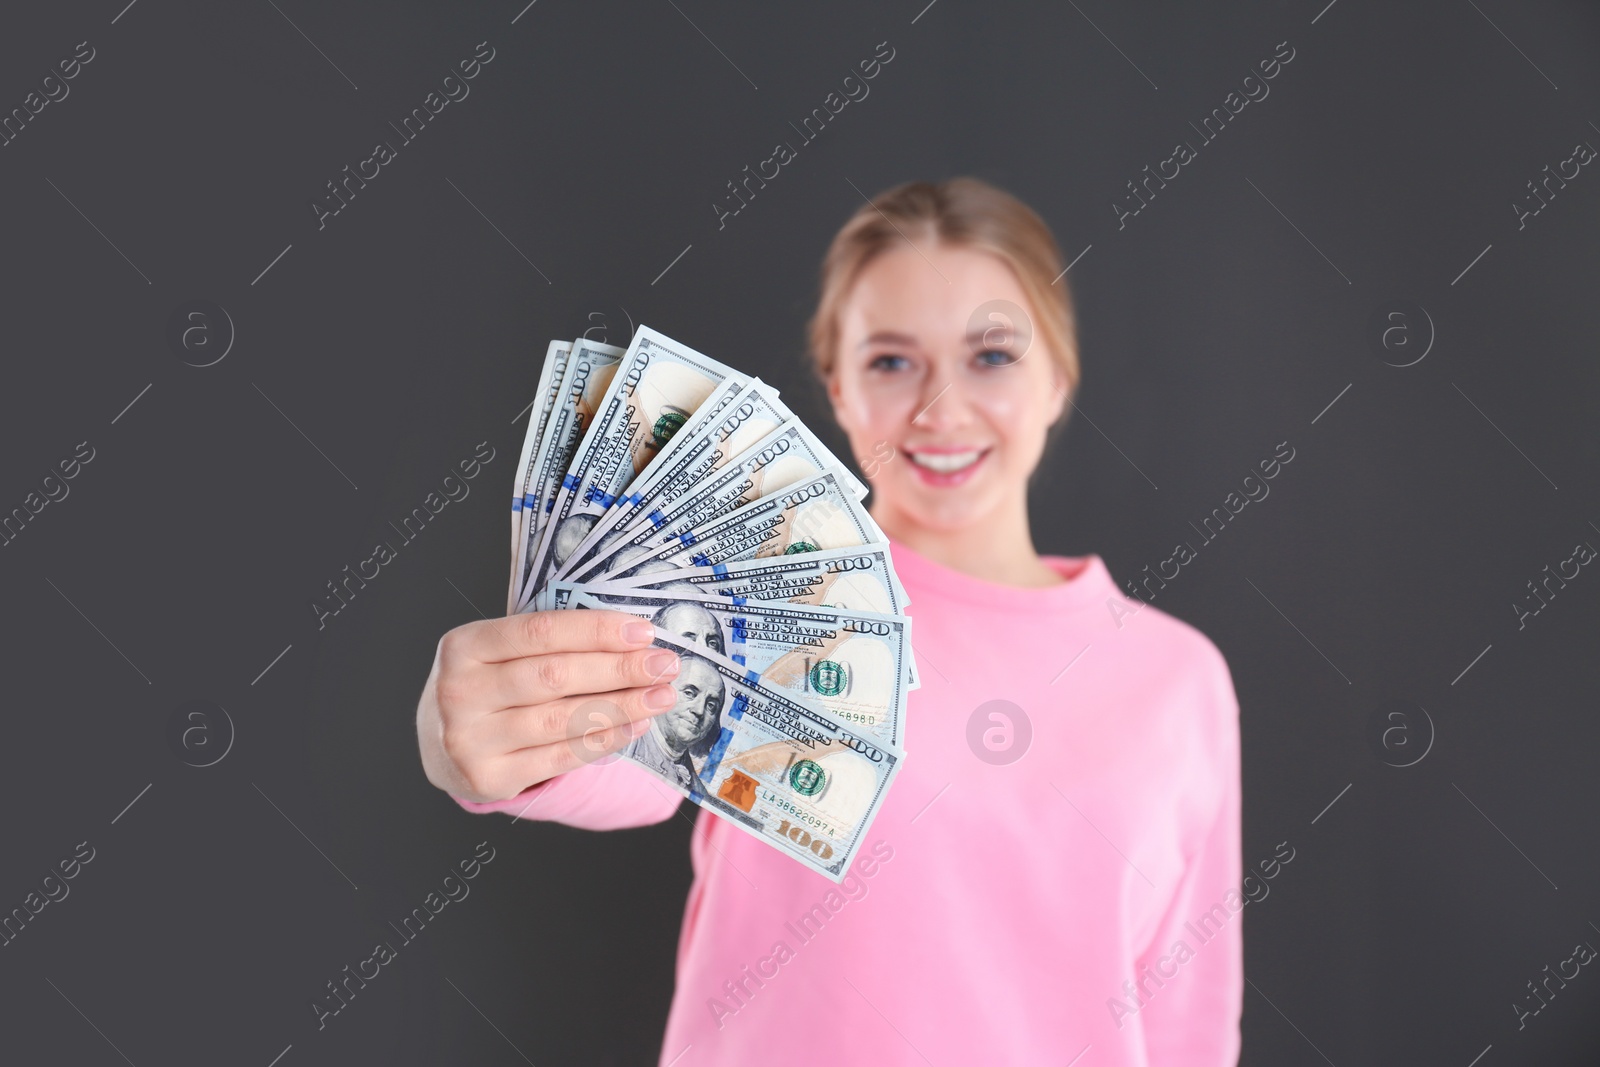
[417,177,1244,1065]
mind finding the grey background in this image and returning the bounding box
[2,0,1597,1063]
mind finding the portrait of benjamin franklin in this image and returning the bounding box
[589,585,728,658]
[549,513,599,570]
[600,540,663,580]
[651,599,726,656]
[628,652,727,794]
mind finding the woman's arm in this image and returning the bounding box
[1132,644,1244,1066]
[451,755,685,830]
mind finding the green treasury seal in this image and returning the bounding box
[789,758,827,796]
[809,659,848,697]
[651,408,688,449]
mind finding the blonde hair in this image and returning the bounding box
[806,177,1081,395]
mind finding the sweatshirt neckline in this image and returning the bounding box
[888,538,1117,613]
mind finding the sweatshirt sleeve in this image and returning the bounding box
[451,755,686,831]
[1133,644,1244,1066]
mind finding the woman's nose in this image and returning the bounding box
[910,377,970,430]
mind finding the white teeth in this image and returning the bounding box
[909,450,981,473]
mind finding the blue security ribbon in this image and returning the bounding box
[699,726,735,784]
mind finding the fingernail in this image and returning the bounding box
[623,620,655,646]
[644,650,681,678]
[643,684,676,709]
[628,717,653,738]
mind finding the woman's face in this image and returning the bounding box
[827,241,1068,536]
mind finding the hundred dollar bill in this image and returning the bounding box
[552,376,754,584]
[591,544,917,688]
[553,584,910,745]
[514,337,625,606]
[553,379,794,582]
[600,543,909,611]
[566,419,865,584]
[581,469,887,589]
[525,326,744,602]
[612,628,904,881]
[508,339,572,612]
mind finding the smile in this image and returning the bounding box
[908,450,984,473]
[905,447,990,487]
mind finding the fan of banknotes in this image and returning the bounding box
[507,325,913,881]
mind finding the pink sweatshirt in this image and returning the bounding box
[455,542,1244,1065]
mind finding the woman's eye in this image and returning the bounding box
[977,349,1020,368]
[868,353,910,372]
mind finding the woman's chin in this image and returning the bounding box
[883,483,1000,535]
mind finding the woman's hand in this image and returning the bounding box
[417,609,681,804]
